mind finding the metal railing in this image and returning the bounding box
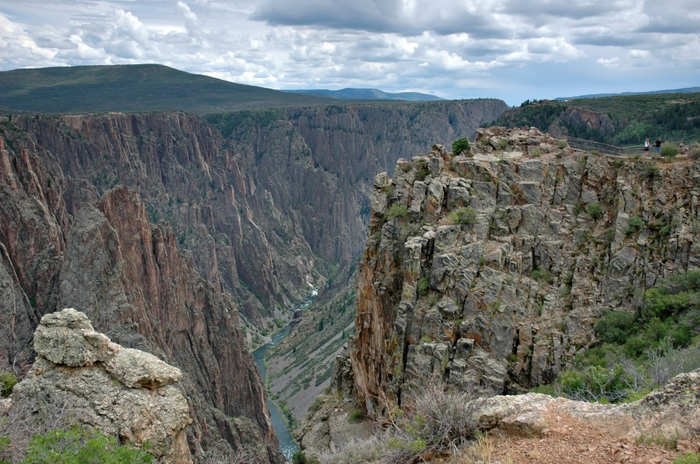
[564,137,636,156]
[564,136,686,157]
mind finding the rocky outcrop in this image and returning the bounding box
[349,126,699,415]
[299,369,699,460]
[10,308,192,462]
[479,368,699,441]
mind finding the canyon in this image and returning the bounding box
[0,99,506,460]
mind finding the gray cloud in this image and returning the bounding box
[0,0,698,105]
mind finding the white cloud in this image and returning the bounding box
[597,57,619,68]
[0,0,697,105]
[628,49,650,59]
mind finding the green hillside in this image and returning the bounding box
[0,64,336,114]
[487,92,700,147]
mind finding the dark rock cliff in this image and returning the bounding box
[349,127,699,415]
[0,126,282,462]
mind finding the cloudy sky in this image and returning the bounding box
[0,0,698,105]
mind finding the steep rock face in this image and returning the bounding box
[11,308,192,462]
[0,121,282,461]
[350,126,699,415]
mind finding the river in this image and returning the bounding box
[253,326,298,461]
[253,291,318,460]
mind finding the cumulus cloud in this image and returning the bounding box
[0,13,56,69]
[0,0,698,105]
[597,57,620,68]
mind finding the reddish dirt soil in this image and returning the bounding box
[486,409,698,464]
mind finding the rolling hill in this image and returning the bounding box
[0,64,337,114]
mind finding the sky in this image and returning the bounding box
[0,0,698,106]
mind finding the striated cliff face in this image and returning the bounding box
[2,99,506,332]
[0,125,283,461]
[349,126,699,415]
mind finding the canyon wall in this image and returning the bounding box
[349,127,699,415]
[0,124,283,461]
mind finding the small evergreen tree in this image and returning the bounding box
[451,138,470,156]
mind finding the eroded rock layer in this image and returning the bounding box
[349,127,699,415]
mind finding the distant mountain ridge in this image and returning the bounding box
[556,86,700,100]
[285,88,443,101]
[0,64,336,114]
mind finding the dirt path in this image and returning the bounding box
[485,408,697,464]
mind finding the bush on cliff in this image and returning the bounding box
[0,372,17,398]
[315,386,481,464]
[1,425,153,464]
[452,138,470,156]
[535,271,700,403]
[448,207,477,227]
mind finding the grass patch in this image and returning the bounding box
[387,204,408,219]
[448,206,477,227]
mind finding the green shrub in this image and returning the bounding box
[0,372,17,398]
[417,277,429,294]
[626,216,644,235]
[541,271,700,403]
[639,161,660,180]
[529,384,559,397]
[595,311,636,344]
[675,452,700,464]
[531,266,553,284]
[292,450,319,464]
[22,426,153,464]
[660,143,679,158]
[386,204,408,219]
[448,206,477,227]
[452,138,470,156]
[586,203,603,220]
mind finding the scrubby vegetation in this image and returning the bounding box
[315,386,481,464]
[448,206,477,227]
[1,425,153,464]
[533,271,700,403]
[0,372,17,398]
[660,143,680,158]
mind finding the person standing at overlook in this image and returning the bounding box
[656,137,662,154]
[645,137,651,156]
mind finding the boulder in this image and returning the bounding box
[10,309,193,463]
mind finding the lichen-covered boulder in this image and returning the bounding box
[11,309,193,463]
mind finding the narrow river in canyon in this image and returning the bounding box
[253,291,317,460]
[253,326,298,460]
